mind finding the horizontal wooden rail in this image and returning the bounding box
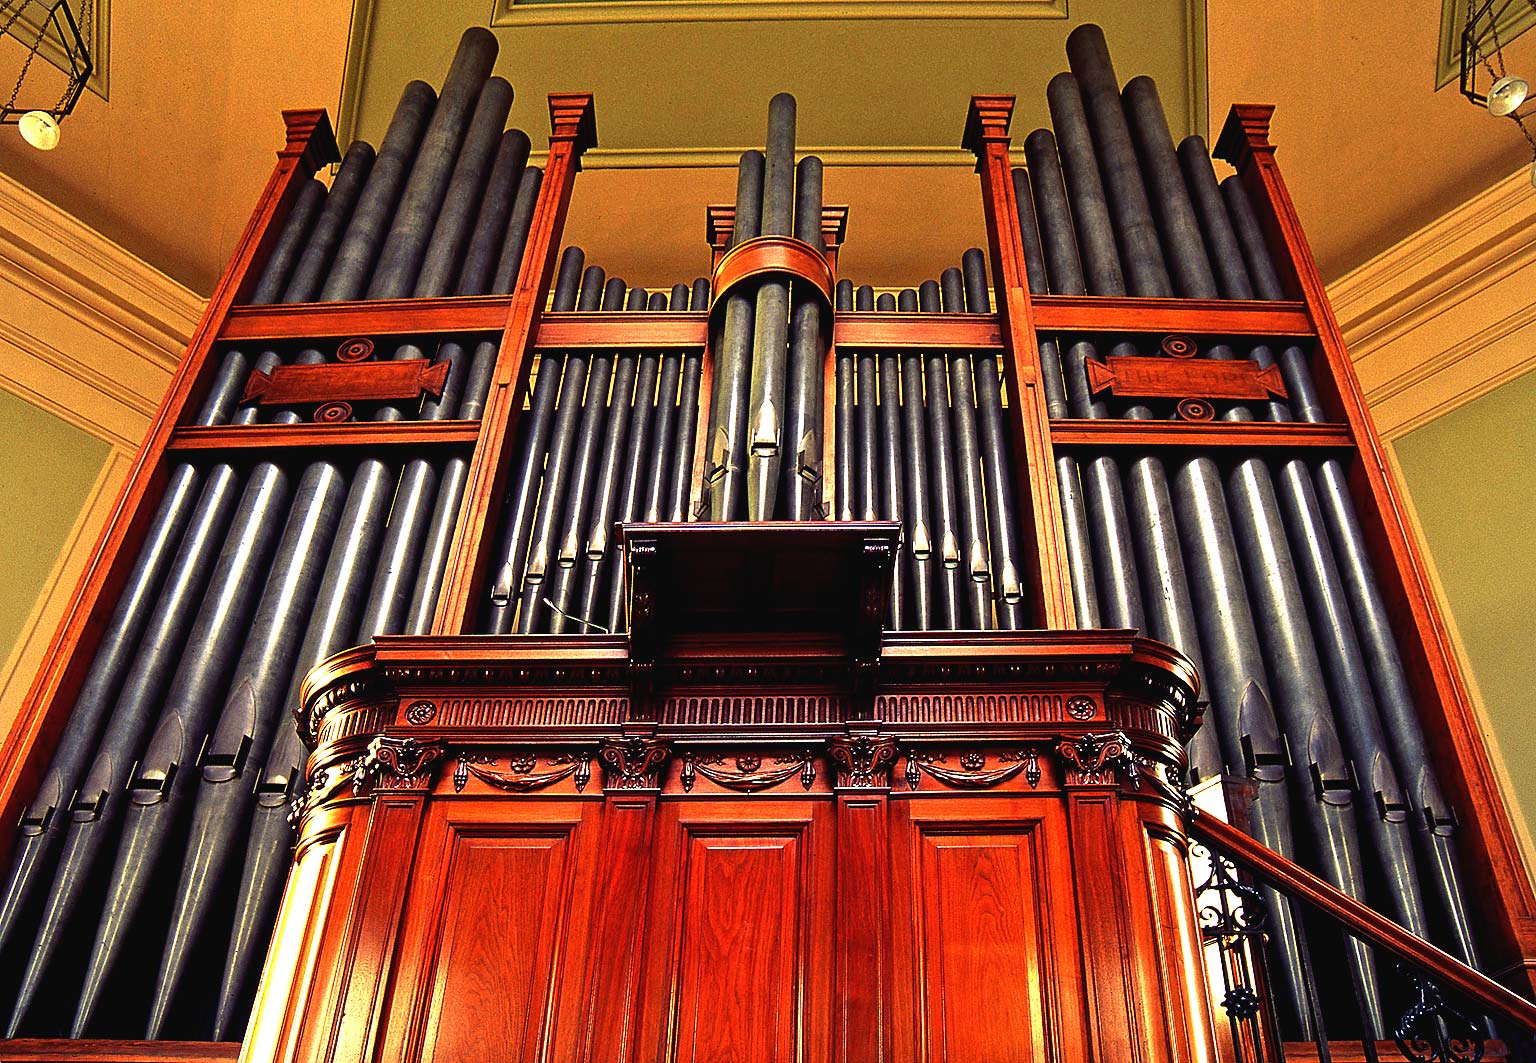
[167,421,482,452]
[1190,810,1536,1031]
[220,296,512,342]
[534,311,708,349]
[218,297,1311,349]
[833,312,1005,350]
[1050,420,1354,450]
[1031,295,1314,337]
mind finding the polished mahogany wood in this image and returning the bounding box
[166,421,481,453]
[239,357,450,409]
[1030,294,1312,337]
[218,295,511,343]
[536,310,707,350]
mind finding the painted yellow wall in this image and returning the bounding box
[1392,371,1536,848]
[1331,163,1536,875]
[0,395,109,664]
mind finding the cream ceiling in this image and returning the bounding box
[0,1,1527,294]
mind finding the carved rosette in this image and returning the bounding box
[828,735,899,789]
[1056,731,1140,788]
[598,735,670,791]
[353,736,444,793]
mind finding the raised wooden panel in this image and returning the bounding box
[636,801,834,1063]
[378,800,601,1063]
[891,797,1086,1063]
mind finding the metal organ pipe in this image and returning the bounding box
[0,124,384,1036]
[918,281,964,629]
[850,286,878,524]
[939,267,993,628]
[703,152,765,520]
[745,94,797,520]
[781,156,828,520]
[874,291,907,629]
[834,279,857,521]
[1218,165,1481,969]
[898,288,935,630]
[664,277,711,523]
[484,245,587,633]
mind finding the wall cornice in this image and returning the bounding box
[0,170,201,449]
[1329,166,1536,439]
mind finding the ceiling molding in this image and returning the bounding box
[490,0,1063,26]
[583,145,976,168]
[1329,164,1536,439]
[0,170,197,449]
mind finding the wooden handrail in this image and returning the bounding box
[1190,810,1536,1030]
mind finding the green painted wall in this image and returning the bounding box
[0,391,109,666]
[1394,368,1536,838]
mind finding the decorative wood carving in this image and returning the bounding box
[240,357,452,413]
[679,751,817,793]
[902,748,1040,790]
[598,735,670,791]
[1084,353,1288,408]
[461,751,593,793]
[353,736,443,792]
[1056,730,1139,788]
[828,734,899,789]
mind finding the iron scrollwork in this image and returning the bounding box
[1394,970,1486,1063]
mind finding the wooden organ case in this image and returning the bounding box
[2,23,1535,1063]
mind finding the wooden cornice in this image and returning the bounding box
[1327,165,1536,438]
[0,170,201,449]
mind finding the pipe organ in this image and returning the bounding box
[0,21,1534,1063]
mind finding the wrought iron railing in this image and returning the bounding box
[1190,810,1536,1063]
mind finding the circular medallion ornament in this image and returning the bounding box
[314,401,353,424]
[404,700,437,725]
[1066,696,1096,720]
[1161,334,1197,358]
[336,337,375,363]
[1176,398,1215,422]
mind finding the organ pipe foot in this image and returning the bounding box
[69,800,182,1037]
[146,783,248,1039]
[7,817,117,1038]
[214,802,294,1042]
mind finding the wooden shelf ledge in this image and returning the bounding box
[167,420,482,452]
[1050,419,1353,450]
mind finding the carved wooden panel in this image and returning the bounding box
[377,800,601,1063]
[634,800,835,1063]
[890,797,1086,1062]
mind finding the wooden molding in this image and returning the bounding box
[1328,165,1536,439]
[489,0,1065,27]
[0,170,202,449]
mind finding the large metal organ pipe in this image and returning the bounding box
[1009,21,1485,1036]
[0,28,559,1039]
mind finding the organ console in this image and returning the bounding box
[1,20,1534,1063]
